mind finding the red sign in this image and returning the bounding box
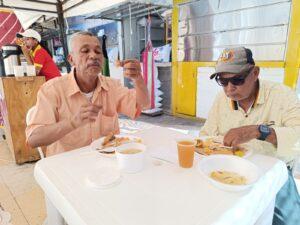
[0,9,24,48]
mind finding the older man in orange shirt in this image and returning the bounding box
[26,31,150,156]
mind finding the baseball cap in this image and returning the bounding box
[210,47,255,79]
[16,29,41,42]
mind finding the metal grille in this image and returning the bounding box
[177,0,292,61]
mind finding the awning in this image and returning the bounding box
[86,0,171,21]
[1,0,172,30]
[0,0,172,24]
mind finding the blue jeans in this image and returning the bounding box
[272,169,300,225]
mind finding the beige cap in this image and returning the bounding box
[210,47,255,79]
[16,29,41,42]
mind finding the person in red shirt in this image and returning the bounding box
[16,29,61,81]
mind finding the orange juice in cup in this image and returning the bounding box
[177,139,196,168]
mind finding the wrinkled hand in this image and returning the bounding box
[70,103,102,128]
[223,125,259,147]
[118,59,142,80]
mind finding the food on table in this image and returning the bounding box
[120,149,142,154]
[195,139,204,148]
[210,170,247,185]
[195,138,246,157]
[99,133,142,151]
[102,132,116,147]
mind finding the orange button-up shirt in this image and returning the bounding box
[26,70,141,156]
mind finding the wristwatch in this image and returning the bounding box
[257,124,271,141]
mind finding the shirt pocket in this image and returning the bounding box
[101,114,118,136]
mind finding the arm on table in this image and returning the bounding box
[224,90,300,150]
[223,125,277,147]
[26,87,102,148]
[27,120,74,148]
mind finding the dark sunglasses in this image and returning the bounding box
[215,68,253,87]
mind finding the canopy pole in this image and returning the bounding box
[56,2,71,72]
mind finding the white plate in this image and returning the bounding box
[197,155,261,192]
[85,166,121,189]
[196,136,253,158]
[90,134,143,157]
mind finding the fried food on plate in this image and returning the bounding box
[102,132,116,146]
[195,138,246,157]
[210,170,247,185]
[100,133,141,149]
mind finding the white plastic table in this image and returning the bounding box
[34,126,288,225]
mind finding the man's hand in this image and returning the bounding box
[115,59,150,109]
[118,59,143,80]
[223,125,260,147]
[70,103,102,128]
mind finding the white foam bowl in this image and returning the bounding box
[197,155,261,192]
[116,143,146,173]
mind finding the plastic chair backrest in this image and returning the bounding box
[26,106,45,159]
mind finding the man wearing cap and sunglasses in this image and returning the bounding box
[200,47,300,225]
[16,29,61,81]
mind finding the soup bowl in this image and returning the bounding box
[115,142,146,173]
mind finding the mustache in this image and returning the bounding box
[87,61,101,67]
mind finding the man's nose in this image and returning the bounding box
[226,82,236,91]
[89,51,99,59]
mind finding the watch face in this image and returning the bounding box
[258,125,270,141]
[260,125,270,133]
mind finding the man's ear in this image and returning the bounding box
[253,66,260,80]
[67,54,74,66]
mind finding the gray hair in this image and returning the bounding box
[68,31,98,53]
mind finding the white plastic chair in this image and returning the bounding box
[27,106,66,225]
[26,106,45,159]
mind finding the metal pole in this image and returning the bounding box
[56,1,71,72]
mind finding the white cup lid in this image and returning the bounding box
[85,166,121,189]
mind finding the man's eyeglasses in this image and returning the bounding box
[215,68,253,87]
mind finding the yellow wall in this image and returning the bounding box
[172,0,300,117]
[284,0,300,88]
[172,0,198,116]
